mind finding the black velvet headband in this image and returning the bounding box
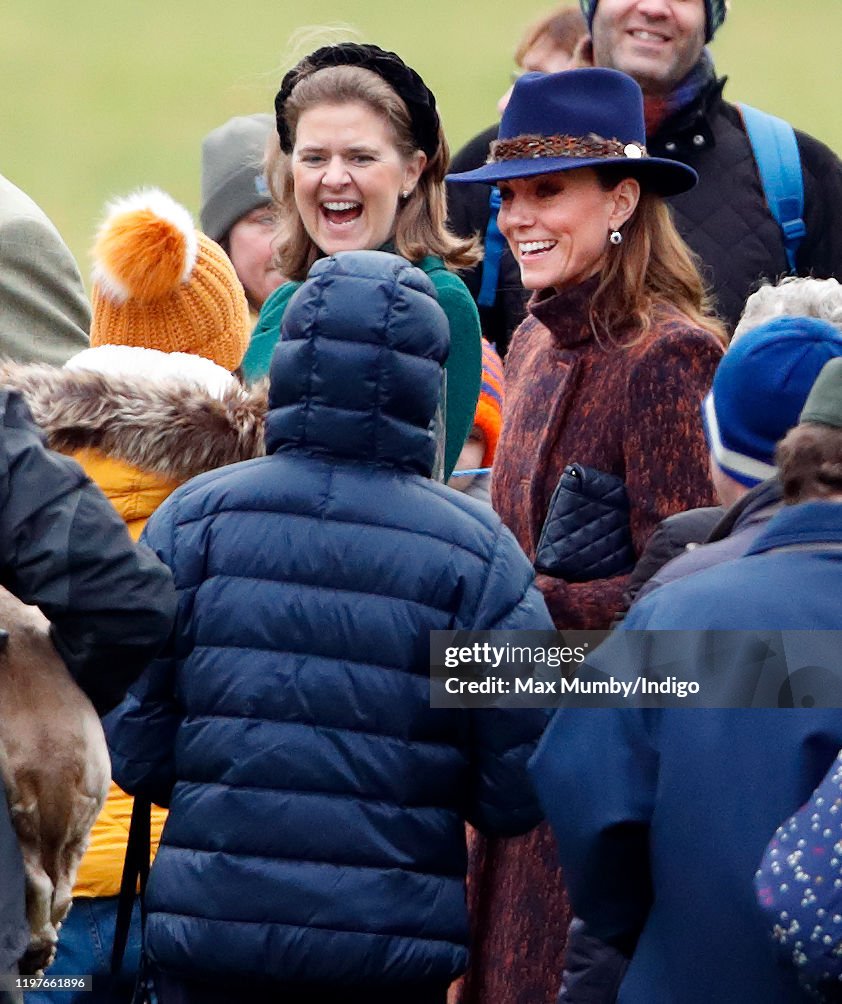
[275,43,441,160]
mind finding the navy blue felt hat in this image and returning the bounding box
[447,68,697,197]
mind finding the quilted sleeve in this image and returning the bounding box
[795,129,842,284]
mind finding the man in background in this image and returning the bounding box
[577,0,842,332]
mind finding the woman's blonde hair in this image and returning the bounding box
[589,167,727,348]
[267,65,480,281]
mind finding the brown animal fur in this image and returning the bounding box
[0,363,268,482]
[0,589,110,974]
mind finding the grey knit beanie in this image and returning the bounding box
[578,0,727,43]
[200,113,273,243]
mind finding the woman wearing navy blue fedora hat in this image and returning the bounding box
[447,68,726,1004]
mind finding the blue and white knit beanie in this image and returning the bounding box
[579,0,728,43]
[702,316,842,488]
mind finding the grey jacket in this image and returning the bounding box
[0,174,89,365]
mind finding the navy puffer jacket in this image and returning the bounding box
[105,251,551,997]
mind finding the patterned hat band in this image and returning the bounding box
[489,132,648,164]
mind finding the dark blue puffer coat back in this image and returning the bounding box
[105,252,551,996]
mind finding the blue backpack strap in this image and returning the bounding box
[739,103,806,272]
[478,188,505,308]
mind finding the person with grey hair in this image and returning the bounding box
[732,276,842,342]
[201,113,284,315]
[624,275,842,609]
[625,314,842,608]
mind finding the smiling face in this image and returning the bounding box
[496,168,640,293]
[591,0,707,97]
[292,101,426,255]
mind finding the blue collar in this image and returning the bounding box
[747,501,842,556]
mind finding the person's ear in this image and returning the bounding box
[608,177,641,230]
[401,151,427,197]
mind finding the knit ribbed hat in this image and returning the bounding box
[200,113,273,243]
[800,358,842,430]
[474,339,504,467]
[578,0,727,42]
[702,316,842,487]
[91,188,250,372]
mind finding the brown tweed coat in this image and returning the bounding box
[493,278,724,629]
[456,279,723,1004]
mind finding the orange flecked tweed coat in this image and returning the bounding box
[455,277,724,1004]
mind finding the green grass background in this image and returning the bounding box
[2,0,838,273]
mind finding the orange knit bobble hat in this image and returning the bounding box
[474,338,504,467]
[90,188,250,372]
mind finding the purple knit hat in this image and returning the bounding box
[578,0,727,43]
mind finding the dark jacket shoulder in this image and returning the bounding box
[651,79,842,333]
[629,478,782,607]
[0,390,175,712]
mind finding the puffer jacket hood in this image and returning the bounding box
[265,250,450,476]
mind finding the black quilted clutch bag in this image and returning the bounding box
[534,463,636,582]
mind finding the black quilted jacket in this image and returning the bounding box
[652,77,842,332]
[446,78,842,338]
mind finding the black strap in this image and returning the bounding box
[111,796,151,977]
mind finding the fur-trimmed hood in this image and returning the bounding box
[0,347,267,483]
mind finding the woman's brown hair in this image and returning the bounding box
[776,423,842,504]
[589,166,727,348]
[514,5,587,64]
[266,65,480,281]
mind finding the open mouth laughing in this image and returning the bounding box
[321,201,363,225]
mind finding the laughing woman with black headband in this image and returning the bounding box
[242,43,482,480]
